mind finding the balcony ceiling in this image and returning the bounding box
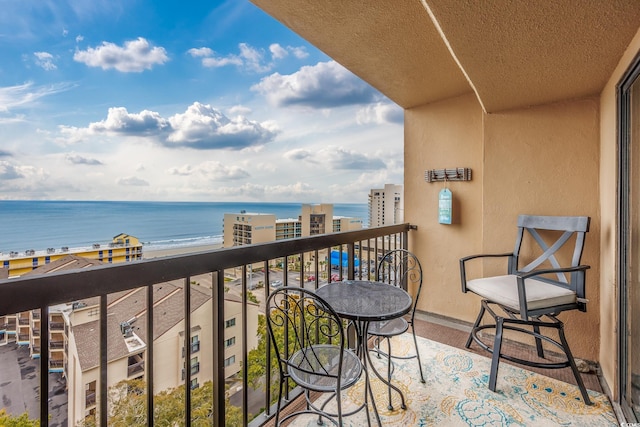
[250,0,640,113]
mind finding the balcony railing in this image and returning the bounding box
[50,322,64,331]
[127,360,145,377]
[86,391,96,407]
[0,223,412,427]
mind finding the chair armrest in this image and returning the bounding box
[516,264,590,280]
[459,252,513,293]
[515,265,590,318]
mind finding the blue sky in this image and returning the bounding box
[0,0,404,204]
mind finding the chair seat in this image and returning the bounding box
[466,274,576,312]
[288,344,362,393]
[368,317,409,337]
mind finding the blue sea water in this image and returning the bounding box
[0,201,369,253]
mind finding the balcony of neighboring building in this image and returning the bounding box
[127,353,145,378]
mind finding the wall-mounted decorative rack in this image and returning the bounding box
[425,168,472,183]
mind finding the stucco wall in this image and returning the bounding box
[405,93,601,361]
[405,93,484,322]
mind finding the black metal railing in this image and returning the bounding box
[0,223,412,427]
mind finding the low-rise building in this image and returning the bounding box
[0,233,142,277]
[1,254,259,426]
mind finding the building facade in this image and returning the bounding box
[223,204,362,247]
[368,184,403,227]
[0,233,142,277]
[64,276,258,426]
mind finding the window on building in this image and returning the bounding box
[225,318,236,328]
[224,355,236,367]
[191,335,200,353]
[225,336,236,348]
[190,357,199,375]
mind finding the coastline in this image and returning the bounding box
[142,243,224,259]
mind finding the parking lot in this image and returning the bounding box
[0,343,67,426]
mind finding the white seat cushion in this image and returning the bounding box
[466,274,576,312]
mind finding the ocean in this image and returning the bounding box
[0,200,369,253]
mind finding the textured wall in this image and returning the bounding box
[405,93,600,362]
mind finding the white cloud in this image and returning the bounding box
[57,102,278,150]
[74,37,169,72]
[211,182,320,201]
[0,161,24,179]
[34,51,57,71]
[0,82,71,113]
[252,61,378,108]
[167,164,193,176]
[356,102,404,125]
[89,107,169,135]
[166,102,278,149]
[75,35,84,43]
[269,43,288,60]
[289,46,309,59]
[168,160,249,181]
[187,47,214,57]
[316,146,386,170]
[0,160,47,182]
[190,42,308,73]
[117,176,149,186]
[56,125,94,145]
[228,105,252,116]
[284,148,313,161]
[65,154,104,165]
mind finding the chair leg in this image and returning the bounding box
[336,389,343,427]
[533,324,545,358]
[466,303,486,349]
[275,378,284,426]
[488,316,504,392]
[386,337,393,410]
[375,336,382,359]
[411,328,425,383]
[558,324,593,405]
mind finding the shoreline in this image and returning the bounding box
[142,243,224,259]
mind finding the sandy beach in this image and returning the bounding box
[142,243,224,259]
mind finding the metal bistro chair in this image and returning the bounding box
[459,215,593,405]
[368,249,425,410]
[266,287,364,426]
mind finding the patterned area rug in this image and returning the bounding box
[288,333,617,426]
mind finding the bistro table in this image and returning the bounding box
[316,280,413,426]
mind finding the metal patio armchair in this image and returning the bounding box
[459,214,593,405]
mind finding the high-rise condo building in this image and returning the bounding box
[368,184,404,227]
